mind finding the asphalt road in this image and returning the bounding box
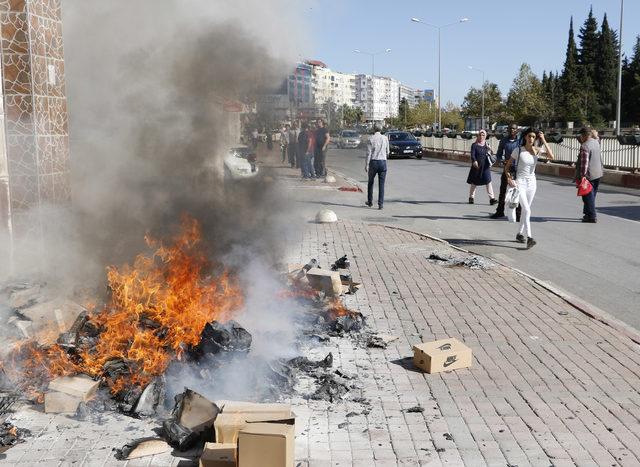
[324,147,640,329]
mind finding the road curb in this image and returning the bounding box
[326,166,640,344]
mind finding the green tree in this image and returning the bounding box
[461,82,505,127]
[506,63,548,125]
[622,36,640,125]
[408,101,436,128]
[560,17,584,122]
[441,101,464,130]
[340,104,363,126]
[578,7,601,122]
[542,71,562,122]
[596,13,619,122]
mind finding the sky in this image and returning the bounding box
[300,0,639,106]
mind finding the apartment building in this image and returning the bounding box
[355,74,400,122]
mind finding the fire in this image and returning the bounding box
[327,298,352,320]
[4,215,243,398]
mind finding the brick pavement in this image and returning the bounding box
[2,152,640,466]
[287,218,640,466]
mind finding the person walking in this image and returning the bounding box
[576,126,603,223]
[314,119,330,178]
[490,124,521,219]
[365,125,389,210]
[466,129,497,205]
[288,123,298,168]
[280,125,289,164]
[504,128,554,249]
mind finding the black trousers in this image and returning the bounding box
[314,147,326,177]
[496,170,521,219]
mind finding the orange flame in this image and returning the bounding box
[3,215,243,397]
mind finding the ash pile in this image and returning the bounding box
[427,251,495,270]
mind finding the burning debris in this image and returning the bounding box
[427,252,494,270]
[0,422,30,453]
[162,389,220,451]
[191,320,252,358]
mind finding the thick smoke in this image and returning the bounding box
[53,0,309,288]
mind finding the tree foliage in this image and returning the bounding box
[340,104,363,127]
[506,64,548,126]
[461,82,506,126]
[622,36,640,125]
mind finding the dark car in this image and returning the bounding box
[386,131,423,159]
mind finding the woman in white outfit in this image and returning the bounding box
[504,128,554,249]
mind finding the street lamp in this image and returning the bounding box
[354,48,391,123]
[411,16,469,130]
[468,66,486,129]
[616,0,624,136]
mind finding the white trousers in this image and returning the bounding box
[517,176,537,237]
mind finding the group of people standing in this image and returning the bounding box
[466,124,603,249]
[279,119,330,179]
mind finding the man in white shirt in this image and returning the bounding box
[365,126,389,209]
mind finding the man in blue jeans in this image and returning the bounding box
[576,127,603,223]
[365,126,389,210]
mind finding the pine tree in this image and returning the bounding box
[560,18,584,121]
[506,64,548,125]
[596,14,619,122]
[578,6,601,123]
[622,36,640,125]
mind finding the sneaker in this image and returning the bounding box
[526,237,536,249]
[468,197,474,204]
[490,212,505,219]
[489,198,498,205]
[365,201,373,207]
[516,233,526,243]
[582,217,597,223]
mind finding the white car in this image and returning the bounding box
[224,146,258,180]
[338,130,361,149]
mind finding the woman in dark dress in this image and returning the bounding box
[466,129,497,204]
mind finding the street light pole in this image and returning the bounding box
[411,17,469,131]
[468,66,486,129]
[616,0,624,135]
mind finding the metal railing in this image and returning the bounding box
[419,135,640,170]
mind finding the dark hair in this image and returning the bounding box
[301,123,308,130]
[579,126,592,137]
[520,127,537,146]
[373,125,382,133]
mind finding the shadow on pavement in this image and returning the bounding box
[389,356,423,374]
[597,205,640,221]
[298,200,366,209]
[392,214,492,221]
[384,199,471,205]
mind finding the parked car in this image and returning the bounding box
[386,131,423,159]
[224,146,258,180]
[338,130,361,149]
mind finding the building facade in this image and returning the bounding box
[355,74,400,123]
[0,0,71,273]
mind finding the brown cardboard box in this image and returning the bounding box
[305,268,342,297]
[217,401,291,415]
[48,375,99,400]
[238,423,294,467]
[413,338,472,374]
[199,442,236,467]
[44,391,81,414]
[214,411,294,444]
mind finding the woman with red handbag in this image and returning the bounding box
[575,127,603,223]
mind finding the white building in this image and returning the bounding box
[355,74,400,122]
[399,84,418,108]
[311,64,356,108]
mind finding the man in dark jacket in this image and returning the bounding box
[490,124,521,220]
[576,126,603,223]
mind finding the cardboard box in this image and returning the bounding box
[238,423,294,467]
[200,442,236,467]
[44,391,81,414]
[413,338,472,374]
[305,268,342,297]
[48,374,99,400]
[217,401,291,415]
[215,411,294,444]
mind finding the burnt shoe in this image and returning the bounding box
[490,211,505,219]
[489,198,498,205]
[516,233,526,243]
[526,237,536,249]
[468,197,474,204]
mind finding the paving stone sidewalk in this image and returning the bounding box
[289,219,640,467]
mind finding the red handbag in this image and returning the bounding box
[577,177,593,196]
